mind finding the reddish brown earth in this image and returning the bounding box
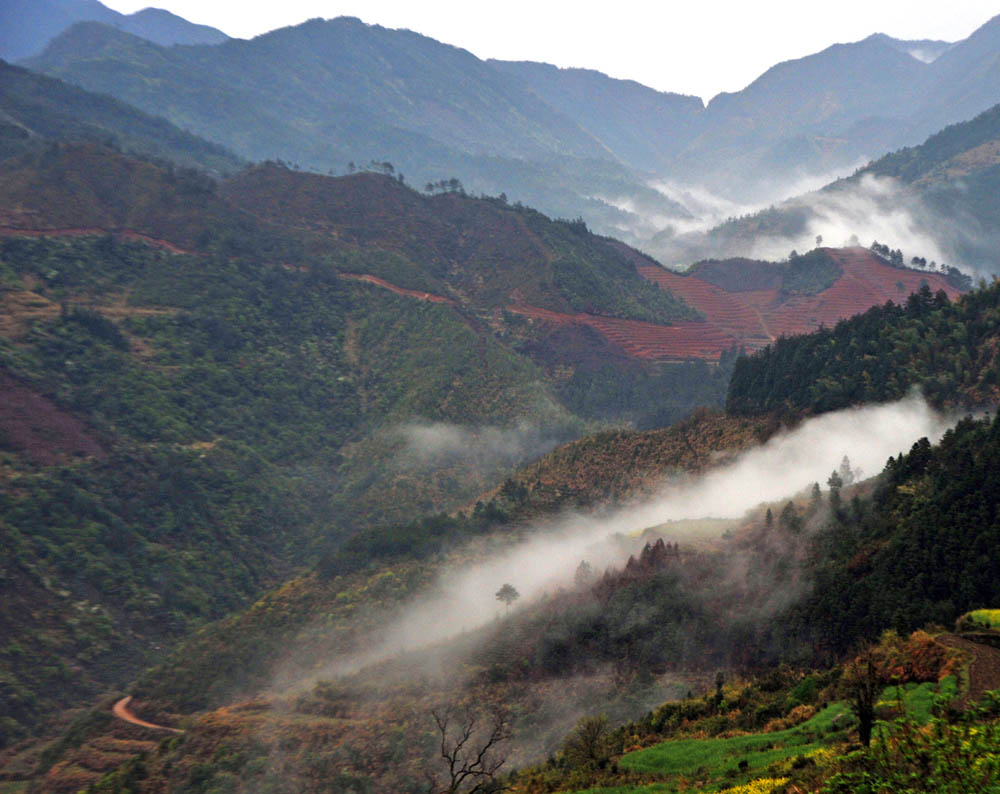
[0,373,106,464]
[937,634,1000,705]
[339,272,737,361]
[343,247,962,362]
[0,219,964,364]
[506,303,737,361]
[112,696,183,734]
[339,273,455,304]
[638,248,964,352]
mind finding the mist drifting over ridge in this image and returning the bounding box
[644,172,983,273]
[291,395,953,685]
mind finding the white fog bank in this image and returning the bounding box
[301,395,953,681]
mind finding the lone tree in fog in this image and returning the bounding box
[495,583,519,614]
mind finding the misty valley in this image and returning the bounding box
[3,3,1000,794]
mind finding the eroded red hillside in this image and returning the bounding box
[0,373,106,464]
[637,247,964,356]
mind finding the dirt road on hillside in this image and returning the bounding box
[938,634,1000,705]
[112,696,183,733]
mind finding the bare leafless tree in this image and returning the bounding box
[428,703,512,794]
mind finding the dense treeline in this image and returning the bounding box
[727,281,1000,416]
[790,411,1000,654]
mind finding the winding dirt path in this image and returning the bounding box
[937,634,1000,705]
[112,696,183,733]
[338,272,455,304]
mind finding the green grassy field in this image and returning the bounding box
[620,703,848,781]
[583,676,958,794]
[879,676,958,724]
[569,776,789,794]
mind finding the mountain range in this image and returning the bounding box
[0,0,228,61]
[5,6,1000,793]
[0,116,967,753]
[669,100,1000,272]
[16,12,1000,260]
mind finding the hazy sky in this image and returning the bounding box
[100,1,999,100]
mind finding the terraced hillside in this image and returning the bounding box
[638,247,963,353]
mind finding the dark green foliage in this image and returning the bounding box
[0,441,312,741]
[525,216,699,323]
[557,354,736,429]
[783,249,843,295]
[727,281,999,417]
[317,511,502,579]
[687,250,841,296]
[0,232,567,742]
[23,17,689,242]
[790,411,1000,654]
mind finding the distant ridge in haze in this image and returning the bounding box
[0,0,228,60]
[21,12,1000,255]
[0,60,242,174]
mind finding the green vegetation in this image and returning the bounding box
[23,16,689,246]
[961,609,1000,631]
[787,411,1000,652]
[689,250,843,296]
[622,704,847,777]
[862,103,1000,186]
[879,677,958,723]
[821,692,1000,793]
[727,281,999,417]
[782,249,842,295]
[0,61,240,174]
[525,217,700,322]
[0,142,731,748]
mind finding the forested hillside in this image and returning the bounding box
[0,60,241,173]
[0,140,733,746]
[727,280,1000,416]
[22,12,1000,256]
[20,17,688,245]
[791,411,1000,652]
[6,16,1000,790]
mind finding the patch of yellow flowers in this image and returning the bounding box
[713,777,789,794]
[967,608,1000,628]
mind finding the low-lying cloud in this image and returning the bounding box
[395,420,567,473]
[742,175,955,265]
[645,172,985,277]
[307,395,952,681]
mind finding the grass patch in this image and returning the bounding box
[620,703,848,781]
[879,676,957,723]
[569,778,789,794]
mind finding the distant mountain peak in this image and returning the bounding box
[1,0,227,61]
[114,7,229,45]
[866,32,953,63]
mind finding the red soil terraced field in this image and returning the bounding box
[507,304,737,361]
[639,247,964,351]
